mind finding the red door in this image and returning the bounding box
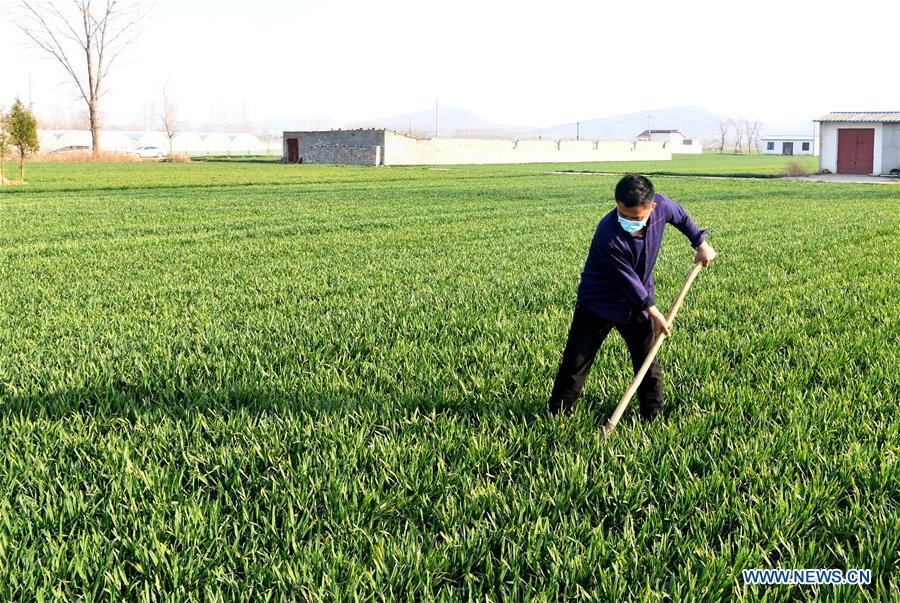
[286,138,299,163]
[837,129,874,174]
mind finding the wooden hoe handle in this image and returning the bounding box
[602,261,704,438]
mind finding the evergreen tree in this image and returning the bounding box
[0,108,9,185]
[7,98,40,181]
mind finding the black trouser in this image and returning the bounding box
[548,303,664,420]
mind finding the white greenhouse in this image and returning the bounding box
[57,130,93,149]
[38,131,62,153]
[33,129,273,157]
[229,133,262,155]
[171,133,205,155]
[100,131,132,153]
[202,133,232,155]
[137,132,169,149]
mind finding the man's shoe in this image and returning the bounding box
[640,404,666,423]
[549,399,574,416]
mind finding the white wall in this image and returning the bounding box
[668,139,703,154]
[819,122,883,174]
[648,131,702,154]
[881,124,900,175]
[649,132,682,144]
[382,133,671,165]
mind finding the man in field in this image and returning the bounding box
[548,174,717,420]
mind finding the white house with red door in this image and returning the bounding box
[814,112,900,176]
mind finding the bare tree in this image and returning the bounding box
[733,118,744,154]
[717,117,730,154]
[740,118,753,154]
[14,1,150,160]
[749,119,764,154]
[159,85,177,157]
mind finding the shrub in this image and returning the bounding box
[782,161,810,177]
[33,151,142,163]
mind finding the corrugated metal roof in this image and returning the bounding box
[815,112,900,122]
[637,129,683,135]
[637,129,684,138]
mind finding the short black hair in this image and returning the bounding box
[615,174,655,207]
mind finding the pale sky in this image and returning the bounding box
[2,0,898,129]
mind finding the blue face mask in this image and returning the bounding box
[618,214,648,233]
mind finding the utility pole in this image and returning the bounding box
[28,75,33,110]
[408,115,411,136]
[576,122,580,141]
[434,99,438,138]
[646,114,652,139]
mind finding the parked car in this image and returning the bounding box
[129,146,166,159]
[50,145,91,154]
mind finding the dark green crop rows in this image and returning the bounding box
[0,158,897,601]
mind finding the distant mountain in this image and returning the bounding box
[536,106,816,142]
[250,112,342,135]
[255,104,817,143]
[535,106,719,141]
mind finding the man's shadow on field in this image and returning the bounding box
[0,381,680,431]
[0,381,560,426]
[579,393,683,425]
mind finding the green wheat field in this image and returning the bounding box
[0,154,897,601]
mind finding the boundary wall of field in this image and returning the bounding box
[282,129,671,165]
[383,132,670,165]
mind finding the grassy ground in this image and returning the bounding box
[549,151,820,178]
[1,151,820,191]
[0,155,897,600]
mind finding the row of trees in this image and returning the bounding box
[0,99,40,184]
[716,117,765,154]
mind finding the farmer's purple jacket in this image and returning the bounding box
[577,193,708,324]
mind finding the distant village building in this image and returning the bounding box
[282,129,672,165]
[636,129,703,154]
[760,135,818,156]
[814,112,900,175]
